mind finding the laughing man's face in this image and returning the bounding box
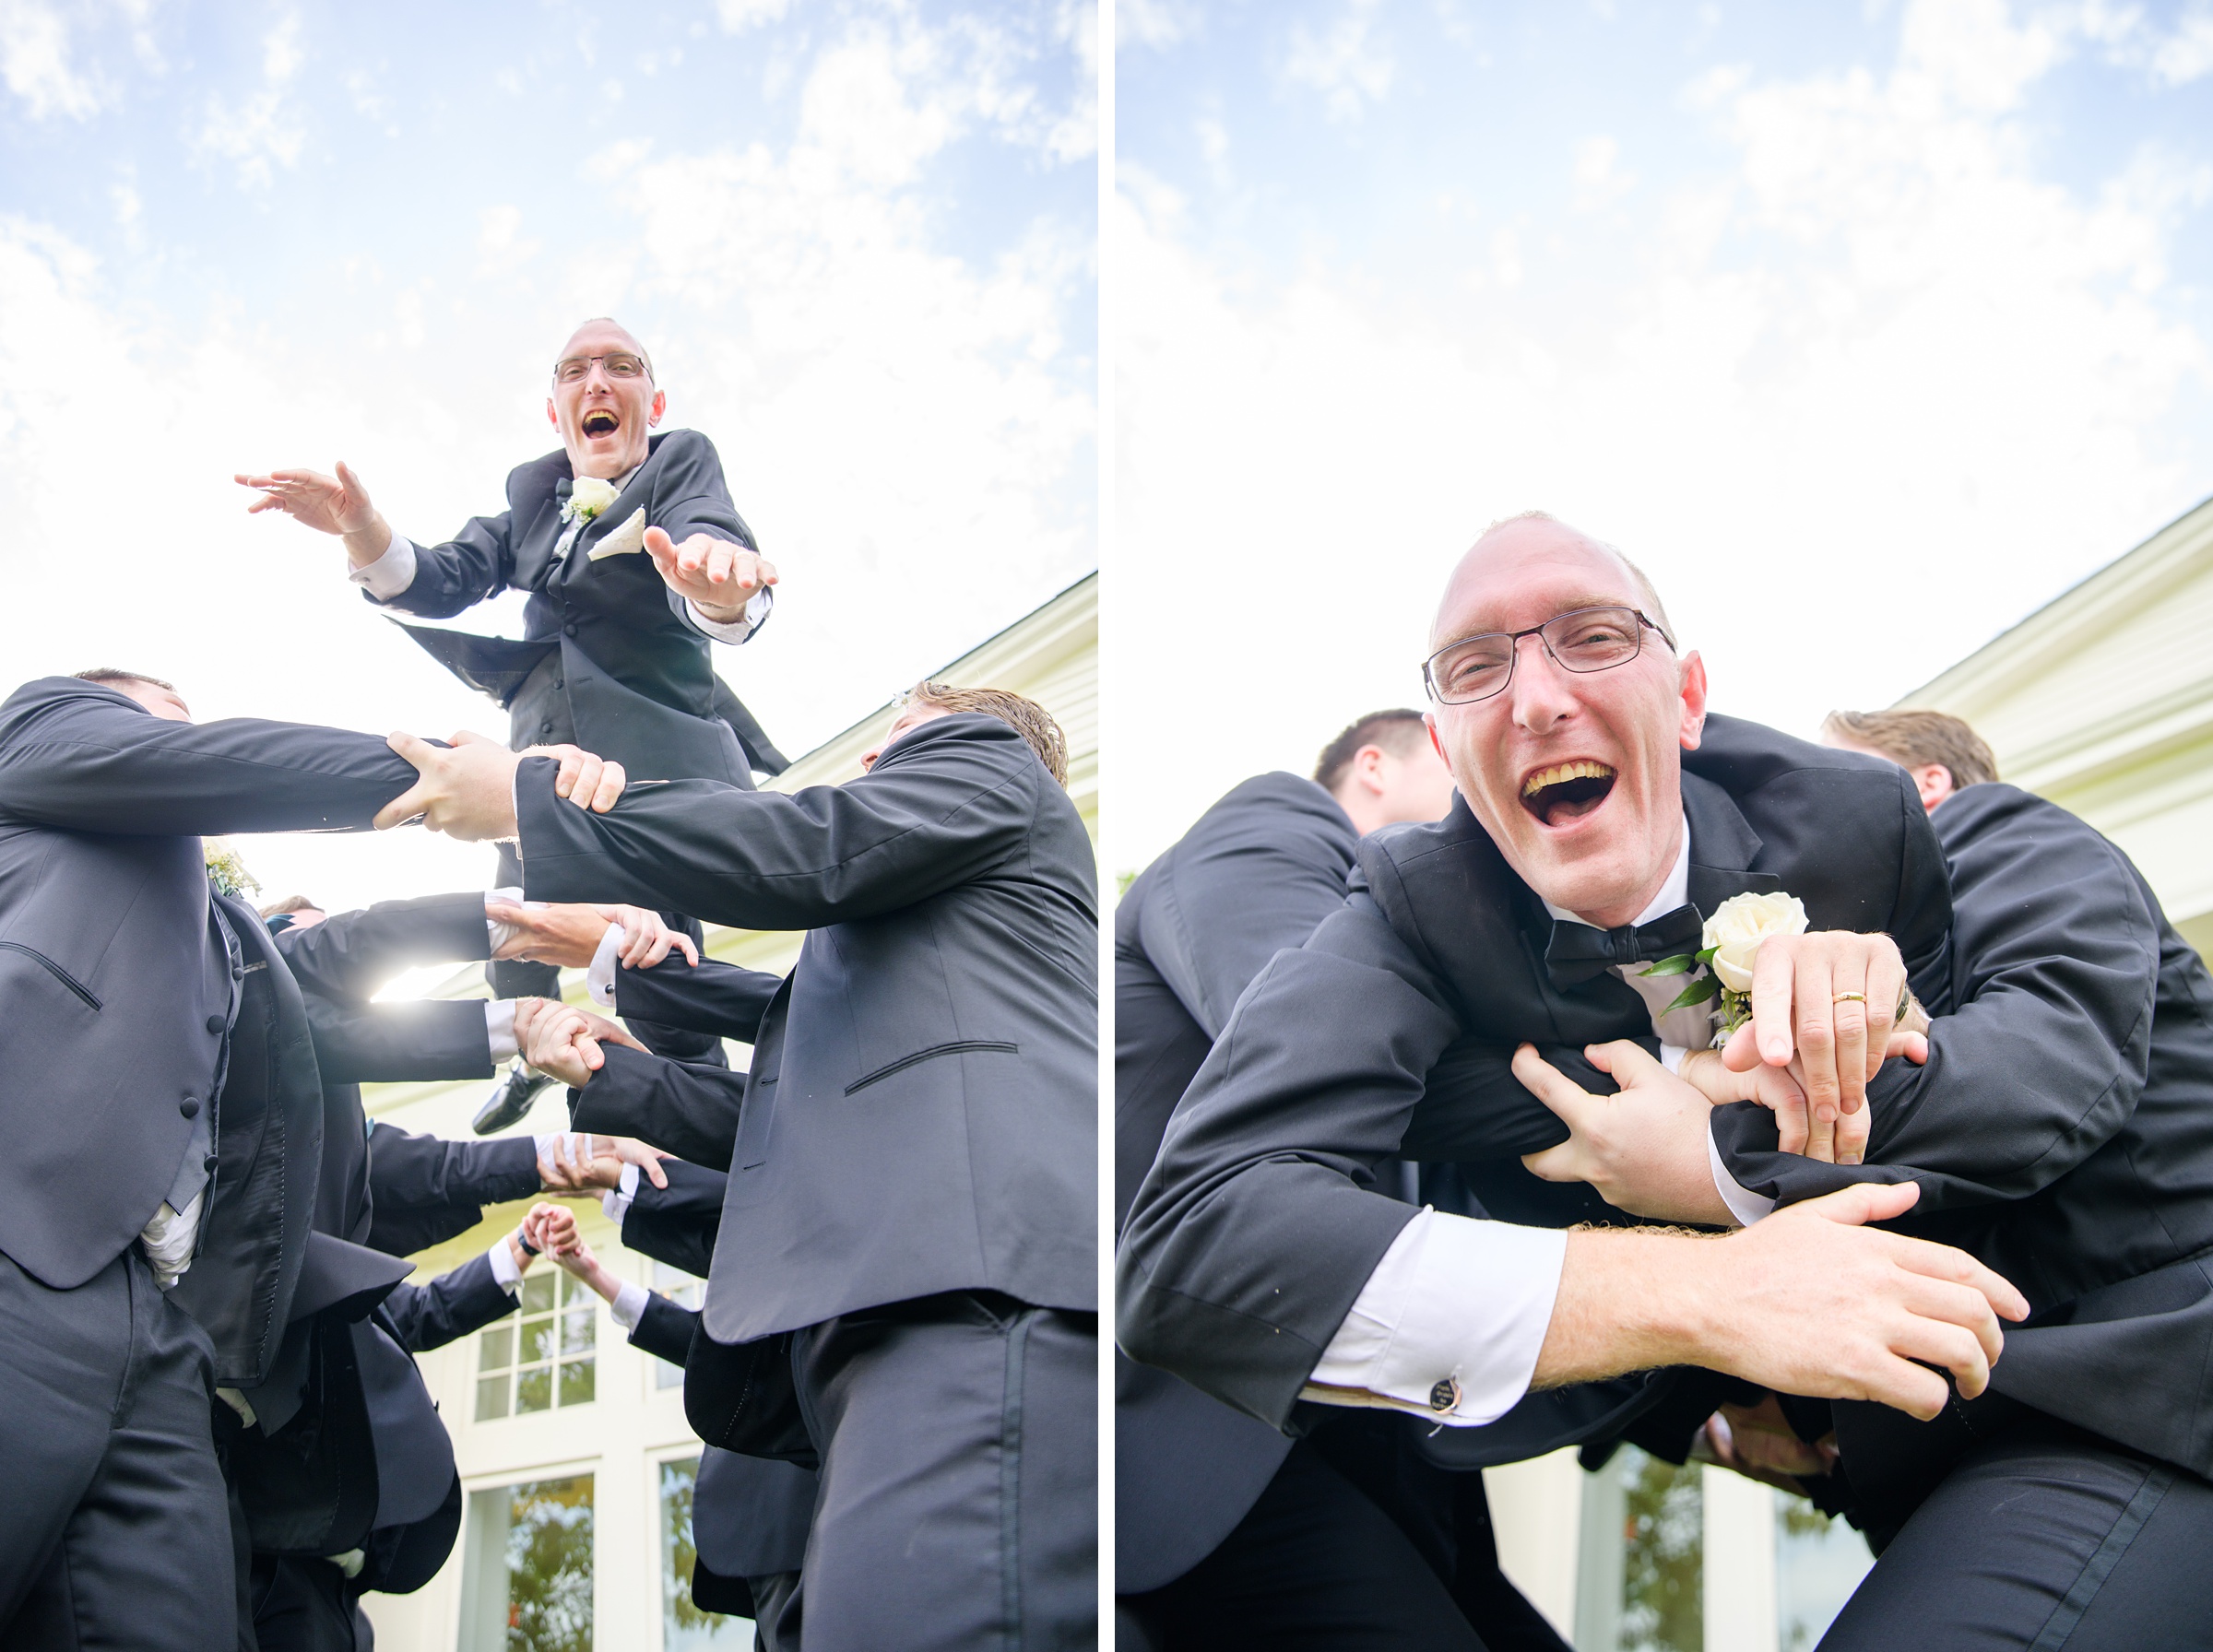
[1426,520,1707,928]
[546,320,666,480]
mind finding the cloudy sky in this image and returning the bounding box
[1113,0,2213,869]
[0,0,1094,911]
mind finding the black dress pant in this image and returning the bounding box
[792,1291,1096,1651]
[0,1247,236,1650]
[1126,1438,1486,1652]
[252,1555,371,1652]
[1824,1411,2213,1649]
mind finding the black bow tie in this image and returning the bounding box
[1544,903,1704,991]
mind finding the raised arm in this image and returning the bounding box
[515,716,1047,931]
[567,1043,746,1173]
[236,460,517,620]
[1117,897,1462,1427]
[303,998,497,1087]
[366,1127,540,1257]
[1713,785,2161,1213]
[614,955,783,1044]
[0,678,420,835]
[277,891,493,1006]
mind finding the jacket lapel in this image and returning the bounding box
[1683,771,1781,916]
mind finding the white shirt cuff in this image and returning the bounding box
[1660,1042,1687,1075]
[535,1131,588,1182]
[485,887,526,953]
[490,1233,525,1292]
[485,999,518,1062]
[586,922,624,1007]
[600,1161,641,1226]
[685,586,772,643]
[348,534,420,603]
[1301,1209,1568,1425]
[1708,1122,1775,1227]
[609,1280,650,1331]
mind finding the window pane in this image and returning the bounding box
[560,1359,597,1407]
[476,1375,511,1422]
[660,1457,747,1647]
[515,1365,552,1414]
[459,1476,594,1652]
[479,1323,514,1373]
[521,1273,555,1316]
[1777,1494,1873,1652]
[522,1316,557,1364]
[561,1308,596,1356]
[1576,1445,1702,1652]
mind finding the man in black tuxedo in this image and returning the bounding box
[239,318,785,1124]
[1117,517,2030,1553]
[1117,712,1563,1651]
[1643,705,2213,1645]
[396,681,1098,1652]
[0,670,434,1649]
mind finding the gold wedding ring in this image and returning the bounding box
[1832,991,1866,1004]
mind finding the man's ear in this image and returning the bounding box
[1912,764,1955,811]
[546,396,559,429]
[1677,650,1710,749]
[649,388,667,428]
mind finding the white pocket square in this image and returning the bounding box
[587,508,647,560]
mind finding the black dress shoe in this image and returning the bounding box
[474,1059,555,1135]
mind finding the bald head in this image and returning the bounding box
[1422,511,1706,927]
[1431,513,1673,652]
[548,316,666,479]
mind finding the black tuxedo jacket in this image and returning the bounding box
[376,430,785,783]
[1118,715,1951,1430]
[1115,773,1362,1594]
[516,712,1097,1339]
[1711,783,2213,1483]
[0,677,417,1386]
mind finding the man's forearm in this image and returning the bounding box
[343,516,395,570]
[1533,1227,1723,1388]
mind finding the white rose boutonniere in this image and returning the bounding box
[1640,890,1809,1041]
[205,840,262,901]
[562,475,621,525]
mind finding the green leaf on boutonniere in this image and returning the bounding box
[1640,952,1698,977]
[1697,945,1719,964]
[1665,974,1721,1011]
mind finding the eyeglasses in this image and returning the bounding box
[1422,605,1671,705]
[552,352,651,384]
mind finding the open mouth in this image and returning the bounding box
[1520,760,1617,827]
[581,409,620,439]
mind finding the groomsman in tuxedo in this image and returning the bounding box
[1115,516,2030,1575]
[1499,702,2213,1640]
[0,670,431,1648]
[238,317,782,1126]
[385,681,1097,1652]
[1116,712,1555,1649]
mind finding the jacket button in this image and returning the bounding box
[206,1014,225,1034]
[553,678,564,691]
[203,1153,219,1174]
[179,1098,199,1119]
[563,622,578,638]
[541,721,555,735]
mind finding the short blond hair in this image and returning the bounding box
[907,682,1068,785]
[1823,709,1998,788]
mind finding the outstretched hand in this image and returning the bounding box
[235,462,378,537]
[490,902,696,970]
[644,525,777,623]
[375,732,625,837]
[1692,1182,2028,1419]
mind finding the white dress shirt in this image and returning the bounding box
[1302,815,1728,1424]
[347,462,772,643]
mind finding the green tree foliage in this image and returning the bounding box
[1618,1448,1702,1652]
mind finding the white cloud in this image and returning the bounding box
[0,0,101,118]
[194,9,305,188]
[1115,0,2211,869]
[1282,0,1392,123]
[717,0,790,32]
[1572,135,1634,210]
[1118,0,1195,52]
